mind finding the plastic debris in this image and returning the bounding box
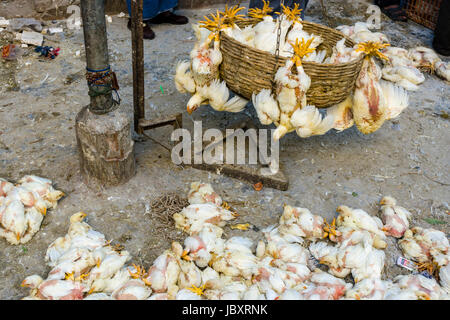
[20,31,44,46]
[48,27,63,34]
[397,256,418,271]
[35,46,60,59]
[1,44,22,60]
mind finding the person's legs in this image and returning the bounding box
[375,0,407,22]
[147,0,188,25]
[126,0,157,39]
[433,0,450,56]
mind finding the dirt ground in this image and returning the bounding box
[0,0,449,299]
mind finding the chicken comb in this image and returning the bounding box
[289,37,316,66]
[356,41,390,61]
[248,0,273,19]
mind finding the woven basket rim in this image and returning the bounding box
[219,18,364,68]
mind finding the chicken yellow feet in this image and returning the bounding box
[128,264,145,279]
[221,4,245,26]
[278,3,302,23]
[142,277,152,287]
[289,37,316,67]
[199,10,230,34]
[75,272,90,282]
[416,260,440,280]
[187,284,206,296]
[322,218,339,241]
[248,0,273,19]
[112,243,124,253]
[221,201,231,210]
[221,201,239,217]
[181,250,192,261]
[356,41,390,61]
[64,272,75,281]
[230,223,251,231]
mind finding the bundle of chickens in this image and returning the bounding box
[21,181,449,300]
[175,3,438,142]
[0,175,64,245]
[337,21,450,89]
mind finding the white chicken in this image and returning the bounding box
[379,196,412,238]
[21,276,85,300]
[301,270,351,300]
[325,38,362,64]
[0,175,63,245]
[290,105,335,138]
[439,264,450,294]
[252,89,280,126]
[379,80,409,120]
[211,237,258,280]
[277,205,325,240]
[408,46,441,72]
[188,181,222,206]
[173,203,236,235]
[281,20,322,57]
[394,274,444,300]
[176,17,248,115]
[145,242,183,296]
[435,60,450,81]
[399,227,449,265]
[111,279,152,300]
[253,16,279,54]
[381,65,425,91]
[345,277,387,300]
[1,199,26,244]
[183,223,225,268]
[336,205,387,249]
[352,41,389,134]
[326,96,354,131]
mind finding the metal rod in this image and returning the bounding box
[131,0,145,134]
[80,0,113,113]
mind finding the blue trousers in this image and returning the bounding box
[249,0,309,19]
[126,0,178,20]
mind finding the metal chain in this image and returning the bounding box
[271,0,285,93]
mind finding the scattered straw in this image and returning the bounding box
[149,193,189,243]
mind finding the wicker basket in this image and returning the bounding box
[219,19,364,108]
[406,0,442,30]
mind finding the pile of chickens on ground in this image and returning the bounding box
[20,181,449,300]
[175,3,450,140]
[0,176,64,245]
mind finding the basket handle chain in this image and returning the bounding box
[271,0,284,93]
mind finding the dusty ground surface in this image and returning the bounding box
[0,0,449,299]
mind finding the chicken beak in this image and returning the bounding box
[187,105,197,115]
[20,280,28,287]
[96,258,101,268]
[16,233,21,241]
